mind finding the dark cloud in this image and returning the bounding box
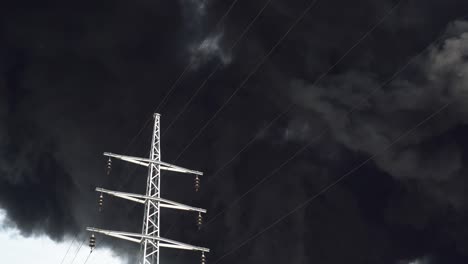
[2,0,468,264]
[290,19,468,206]
[0,0,186,240]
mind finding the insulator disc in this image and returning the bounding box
[89,234,96,249]
[197,213,203,229]
[106,158,112,175]
[201,252,206,264]
[194,176,200,192]
[98,194,104,211]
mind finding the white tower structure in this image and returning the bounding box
[87,113,209,264]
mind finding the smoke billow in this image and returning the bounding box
[289,20,468,207]
[196,1,468,263]
[2,0,468,263]
[0,0,186,243]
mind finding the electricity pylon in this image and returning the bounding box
[86,113,209,264]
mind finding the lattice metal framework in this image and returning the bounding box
[141,114,161,264]
[86,113,209,264]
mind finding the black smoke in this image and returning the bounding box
[2,0,468,264]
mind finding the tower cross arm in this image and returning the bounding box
[96,187,207,213]
[103,152,203,176]
[86,227,210,253]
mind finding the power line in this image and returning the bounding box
[70,236,86,264]
[61,3,242,264]
[173,0,407,162]
[125,0,242,154]
[206,105,294,184]
[155,0,241,114]
[163,105,292,240]
[82,252,92,264]
[200,17,442,224]
[176,0,406,229]
[212,100,451,264]
[64,1,458,264]
[164,0,323,243]
[207,13,468,263]
[94,1,280,252]
[173,0,322,162]
[106,0,244,221]
[59,234,78,264]
[165,0,403,246]
[169,13,452,263]
[161,0,275,137]
[200,16,446,228]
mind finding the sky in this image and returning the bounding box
[2,0,468,263]
[0,209,127,264]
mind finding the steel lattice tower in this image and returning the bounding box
[87,113,209,264]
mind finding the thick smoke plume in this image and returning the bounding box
[290,20,468,207]
[2,0,468,263]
